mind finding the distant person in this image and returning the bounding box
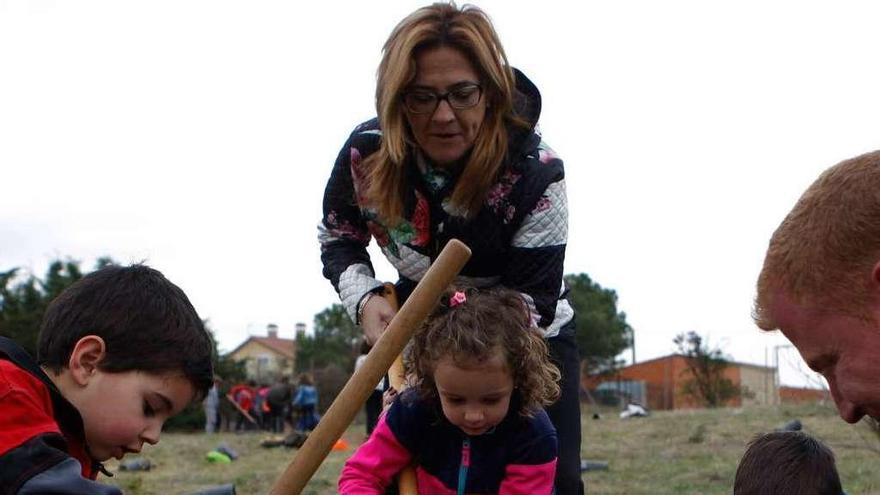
[755,150,880,424]
[339,287,560,494]
[218,382,237,432]
[355,340,384,436]
[292,372,320,431]
[204,376,223,433]
[229,380,256,431]
[319,4,580,491]
[267,376,293,433]
[734,431,843,495]
[0,264,213,494]
[255,383,271,430]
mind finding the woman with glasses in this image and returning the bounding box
[319,3,582,494]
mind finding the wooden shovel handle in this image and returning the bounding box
[380,284,418,495]
[269,239,471,494]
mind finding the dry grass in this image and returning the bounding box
[581,402,880,494]
[105,403,880,494]
[103,427,355,495]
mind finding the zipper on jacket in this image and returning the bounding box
[457,437,471,495]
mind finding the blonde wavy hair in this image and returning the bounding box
[365,2,528,223]
[405,286,561,416]
[754,150,880,329]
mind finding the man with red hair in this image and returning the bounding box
[755,150,880,424]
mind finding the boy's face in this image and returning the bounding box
[72,369,194,461]
[433,351,514,436]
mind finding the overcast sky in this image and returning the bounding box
[2,0,878,387]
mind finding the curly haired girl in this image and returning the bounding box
[340,286,561,494]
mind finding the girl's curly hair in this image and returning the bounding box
[405,286,561,416]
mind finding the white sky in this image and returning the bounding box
[2,1,878,387]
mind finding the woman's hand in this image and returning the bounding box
[382,387,398,409]
[361,294,396,345]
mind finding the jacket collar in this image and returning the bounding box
[0,336,97,470]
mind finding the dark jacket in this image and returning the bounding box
[319,69,573,337]
[339,390,557,494]
[0,336,121,495]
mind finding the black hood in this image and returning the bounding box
[512,67,542,130]
[508,68,543,158]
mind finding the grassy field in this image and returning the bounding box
[105,402,880,494]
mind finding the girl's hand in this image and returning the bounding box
[361,294,396,345]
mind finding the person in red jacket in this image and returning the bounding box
[229,381,256,431]
[0,264,213,494]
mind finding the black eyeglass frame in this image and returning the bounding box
[400,83,484,115]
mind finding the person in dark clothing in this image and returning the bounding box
[355,341,384,436]
[267,376,293,433]
[319,3,582,493]
[340,287,560,494]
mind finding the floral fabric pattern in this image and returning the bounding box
[532,195,552,214]
[349,147,369,204]
[325,210,370,244]
[421,167,450,194]
[364,191,430,259]
[486,170,521,224]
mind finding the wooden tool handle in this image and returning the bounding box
[381,283,407,390]
[269,239,471,494]
[380,284,417,495]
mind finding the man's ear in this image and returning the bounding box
[68,335,106,386]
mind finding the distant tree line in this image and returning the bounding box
[564,273,633,376]
[3,257,637,425]
[1,259,89,357]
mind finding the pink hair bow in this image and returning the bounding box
[449,291,467,307]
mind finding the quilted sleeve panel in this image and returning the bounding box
[511,180,567,249]
[319,127,382,321]
[504,179,572,334]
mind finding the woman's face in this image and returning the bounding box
[404,45,487,168]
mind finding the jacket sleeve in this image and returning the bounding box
[319,133,383,322]
[498,413,558,495]
[503,174,572,335]
[338,405,414,494]
[1,435,122,495]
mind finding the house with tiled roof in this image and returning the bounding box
[228,324,296,383]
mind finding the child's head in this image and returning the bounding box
[298,372,313,386]
[36,264,213,461]
[406,286,560,435]
[734,431,843,495]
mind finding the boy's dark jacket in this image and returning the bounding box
[0,336,121,495]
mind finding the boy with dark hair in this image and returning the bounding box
[0,264,213,494]
[734,431,844,495]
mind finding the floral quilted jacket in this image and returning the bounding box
[319,69,573,337]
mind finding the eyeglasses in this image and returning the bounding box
[401,84,483,114]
